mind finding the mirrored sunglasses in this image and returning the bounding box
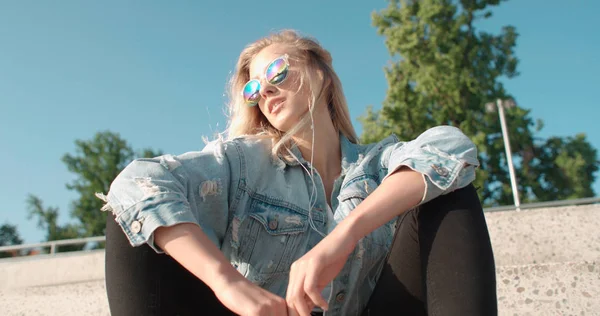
[242,54,290,106]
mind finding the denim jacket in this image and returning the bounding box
[103,125,479,315]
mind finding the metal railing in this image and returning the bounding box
[0,236,105,256]
[483,196,600,213]
[1,196,599,257]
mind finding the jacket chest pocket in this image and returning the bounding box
[235,197,309,276]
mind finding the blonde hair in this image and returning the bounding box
[224,29,358,160]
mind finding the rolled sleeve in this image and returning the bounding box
[384,125,479,204]
[103,142,234,254]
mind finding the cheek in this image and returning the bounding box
[283,79,310,101]
[257,102,268,116]
[281,70,303,93]
[294,82,312,104]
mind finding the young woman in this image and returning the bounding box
[102,30,497,316]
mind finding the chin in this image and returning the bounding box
[274,114,309,133]
[272,122,294,133]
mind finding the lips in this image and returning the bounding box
[267,98,285,114]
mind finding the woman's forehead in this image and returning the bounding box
[249,44,293,78]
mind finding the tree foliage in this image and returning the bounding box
[0,223,23,258]
[26,195,83,252]
[362,0,598,205]
[27,131,162,250]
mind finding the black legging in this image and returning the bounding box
[105,184,497,316]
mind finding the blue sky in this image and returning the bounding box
[1,0,598,244]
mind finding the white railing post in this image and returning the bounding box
[496,98,521,211]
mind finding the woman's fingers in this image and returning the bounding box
[286,262,300,316]
[291,296,312,316]
[304,267,328,311]
[286,305,299,316]
[287,261,315,316]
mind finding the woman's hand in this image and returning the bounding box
[285,228,358,316]
[215,277,288,316]
[286,169,425,315]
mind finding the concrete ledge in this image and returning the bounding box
[485,204,600,266]
[497,261,600,316]
[1,261,597,315]
[0,280,108,316]
[3,205,597,290]
[0,250,104,290]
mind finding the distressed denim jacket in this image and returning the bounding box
[103,125,479,315]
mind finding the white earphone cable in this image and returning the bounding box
[287,107,326,238]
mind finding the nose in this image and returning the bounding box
[259,80,277,99]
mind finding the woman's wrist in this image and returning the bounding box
[327,215,365,254]
[207,261,248,293]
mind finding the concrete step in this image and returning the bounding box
[485,204,600,266]
[2,205,597,290]
[0,280,108,316]
[0,250,104,290]
[1,261,597,315]
[497,261,599,315]
[1,204,599,315]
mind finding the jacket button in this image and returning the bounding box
[268,219,278,230]
[431,164,449,177]
[131,221,142,234]
[335,291,345,303]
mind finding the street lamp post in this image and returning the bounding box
[486,98,521,210]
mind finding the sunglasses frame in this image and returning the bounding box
[242,54,290,106]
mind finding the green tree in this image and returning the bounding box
[62,132,162,237]
[28,131,162,251]
[529,134,598,201]
[26,195,83,252]
[0,223,23,258]
[363,0,598,206]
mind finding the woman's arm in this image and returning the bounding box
[331,167,425,246]
[154,223,244,291]
[103,143,289,315]
[154,223,289,316]
[286,126,479,315]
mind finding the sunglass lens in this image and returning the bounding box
[243,79,261,106]
[266,57,288,85]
